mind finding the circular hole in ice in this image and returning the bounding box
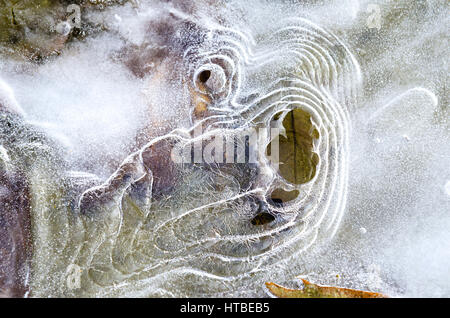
[198,70,211,83]
[251,212,275,226]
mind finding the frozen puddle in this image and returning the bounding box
[0,0,448,297]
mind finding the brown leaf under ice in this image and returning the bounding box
[266,278,389,298]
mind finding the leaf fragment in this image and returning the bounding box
[267,108,319,185]
[266,278,389,298]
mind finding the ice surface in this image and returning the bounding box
[0,0,448,297]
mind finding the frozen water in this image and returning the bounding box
[0,0,449,297]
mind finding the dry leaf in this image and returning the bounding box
[267,108,319,185]
[266,278,389,298]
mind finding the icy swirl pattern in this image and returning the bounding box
[29,17,361,297]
